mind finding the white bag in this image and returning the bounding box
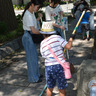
[89,13,95,30]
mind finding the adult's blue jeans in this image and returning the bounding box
[22,30,40,82]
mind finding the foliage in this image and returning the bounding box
[16,14,22,23]
[0,31,17,42]
[16,23,23,35]
[0,14,23,43]
[90,0,96,6]
[43,1,50,6]
[60,1,68,4]
[0,21,8,35]
[72,0,76,2]
[16,14,23,35]
[43,1,67,6]
[13,5,25,10]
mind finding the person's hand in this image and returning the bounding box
[60,26,65,30]
[38,13,43,18]
[59,11,64,17]
[70,34,76,40]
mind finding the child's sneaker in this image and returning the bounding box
[87,37,90,41]
[83,38,86,40]
[83,36,86,40]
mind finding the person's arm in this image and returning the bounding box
[59,35,74,50]
[64,34,75,49]
[45,6,51,21]
[37,13,43,21]
[52,23,65,30]
[64,38,73,49]
[30,26,40,34]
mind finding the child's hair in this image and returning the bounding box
[49,0,61,5]
[82,6,89,12]
[82,0,89,7]
[22,0,43,18]
[43,34,52,38]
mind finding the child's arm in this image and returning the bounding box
[37,13,43,21]
[64,34,75,49]
[45,7,51,21]
[53,23,65,30]
[60,11,64,17]
[64,38,73,49]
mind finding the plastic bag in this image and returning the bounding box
[89,13,95,30]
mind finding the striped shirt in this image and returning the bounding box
[40,35,68,66]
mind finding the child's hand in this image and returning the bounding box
[60,26,65,30]
[38,13,43,18]
[60,11,64,17]
[37,13,43,21]
[70,34,76,40]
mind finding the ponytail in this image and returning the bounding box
[22,0,43,18]
[22,1,32,18]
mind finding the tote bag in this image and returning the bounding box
[47,44,71,79]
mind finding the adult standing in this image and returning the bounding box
[45,0,65,39]
[22,0,43,83]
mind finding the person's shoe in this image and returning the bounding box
[34,79,42,83]
[87,37,90,41]
[83,38,86,40]
[39,74,43,78]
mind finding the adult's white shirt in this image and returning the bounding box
[23,10,37,31]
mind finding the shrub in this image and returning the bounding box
[6,31,17,40]
[0,14,23,43]
[16,15,23,35]
[60,1,67,4]
[90,0,96,6]
[16,14,22,23]
[13,5,25,10]
[0,35,7,42]
[0,21,8,35]
[16,23,23,35]
[43,1,50,6]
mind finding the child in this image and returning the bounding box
[40,21,75,96]
[80,7,90,40]
[45,0,65,39]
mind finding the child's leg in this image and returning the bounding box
[81,24,85,39]
[46,87,53,96]
[45,66,56,96]
[59,89,66,96]
[85,24,90,40]
[86,30,89,38]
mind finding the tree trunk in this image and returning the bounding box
[0,0,17,31]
